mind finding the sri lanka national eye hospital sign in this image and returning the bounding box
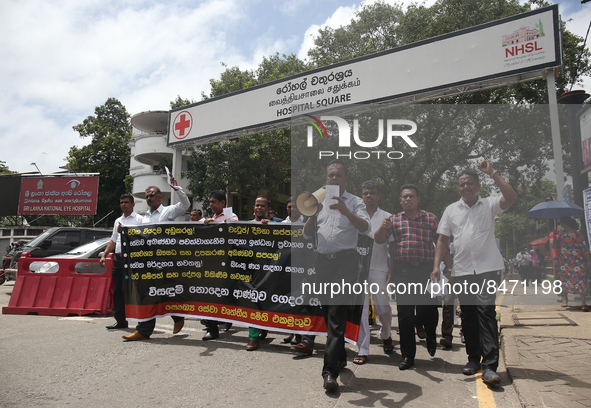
[18,176,99,215]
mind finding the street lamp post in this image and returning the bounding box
[30,162,42,175]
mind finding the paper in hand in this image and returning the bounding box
[165,166,173,186]
[222,207,234,223]
[324,185,340,217]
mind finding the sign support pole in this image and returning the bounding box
[547,68,565,198]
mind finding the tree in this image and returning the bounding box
[67,97,132,227]
[170,95,196,109]
[495,179,557,258]
[184,54,311,215]
[0,161,13,174]
[300,0,590,245]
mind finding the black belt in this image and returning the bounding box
[397,260,431,266]
[318,249,357,260]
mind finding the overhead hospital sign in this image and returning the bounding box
[168,5,561,147]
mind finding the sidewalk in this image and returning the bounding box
[500,285,591,408]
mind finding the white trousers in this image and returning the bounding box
[357,268,393,356]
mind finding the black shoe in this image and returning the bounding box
[259,330,268,340]
[202,332,219,341]
[323,374,338,391]
[224,323,233,331]
[439,337,452,349]
[427,339,437,357]
[482,369,501,384]
[106,322,128,329]
[399,357,414,370]
[462,361,481,375]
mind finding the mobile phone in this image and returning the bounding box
[480,161,488,170]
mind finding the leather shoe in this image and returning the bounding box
[416,327,426,339]
[122,331,147,341]
[202,332,219,341]
[283,334,295,343]
[246,340,259,351]
[323,374,338,391]
[439,337,452,349]
[427,339,437,357]
[224,322,233,331]
[106,322,128,329]
[462,361,482,375]
[482,369,501,384]
[259,330,268,339]
[292,341,314,355]
[173,319,185,334]
[399,357,414,370]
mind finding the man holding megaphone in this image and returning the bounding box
[301,160,371,391]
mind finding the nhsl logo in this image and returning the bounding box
[304,115,418,160]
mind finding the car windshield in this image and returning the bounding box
[23,228,56,250]
[64,238,110,255]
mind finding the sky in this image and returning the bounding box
[1,0,590,175]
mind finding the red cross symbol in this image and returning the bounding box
[173,111,193,139]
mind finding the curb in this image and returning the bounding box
[501,328,545,408]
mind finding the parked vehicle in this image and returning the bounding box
[3,241,29,270]
[30,237,110,274]
[0,268,5,285]
[5,227,111,279]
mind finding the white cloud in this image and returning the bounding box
[1,0,590,176]
[0,0,249,173]
[297,4,358,61]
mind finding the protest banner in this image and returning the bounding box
[121,222,372,343]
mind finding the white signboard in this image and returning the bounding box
[168,5,561,147]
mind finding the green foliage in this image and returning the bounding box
[0,161,13,174]
[66,97,132,227]
[184,53,311,213]
[170,95,196,109]
[496,178,557,258]
[301,0,589,250]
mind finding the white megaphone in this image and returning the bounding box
[295,188,326,217]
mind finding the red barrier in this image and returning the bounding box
[2,253,114,316]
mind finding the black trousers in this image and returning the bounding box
[314,250,359,379]
[112,255,126,324]
[205,320,219,336]
[456,271,500,372]
[441,293,455,340]
[136,316,185,338]
[394,261,438,359]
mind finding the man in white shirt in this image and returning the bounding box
[281,196,304,224]
[353,181,393,365]
[100,194,143,329]
[431,160,517,385]
[123,177,191,341]
[302,160,370,391]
